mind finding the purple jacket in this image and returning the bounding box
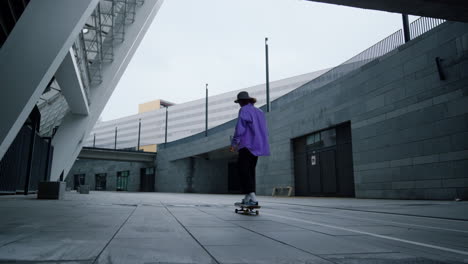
[231,103,270,156]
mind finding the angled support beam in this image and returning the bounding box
[0,0,99,160]
[55,49,90,115]
[50,0,165,180]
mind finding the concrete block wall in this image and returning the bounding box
[66,159,153,192]
[155,157,190,193]
[192,158,228,194]
[156,22,468,199]
[156,125,235,192]
[347,22,468,199]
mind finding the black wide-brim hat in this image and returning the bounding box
[234,91,257,103]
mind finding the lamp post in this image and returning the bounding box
[93,133,96,148]
[137,119,141,151]
[164,106,168,147]
[205,83,208,137]
[114,127,117,150]
[265,37,270,112]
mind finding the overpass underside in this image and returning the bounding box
[306,0,468,22]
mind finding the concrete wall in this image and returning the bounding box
[66,159,153,192]
[191,158,229,194]
[155,153,232,193]
[156,22,468,200]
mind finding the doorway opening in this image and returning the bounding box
[140,167,155,192]
[95,173,107,191]
[73,174,85,190]
[293,122,355,197]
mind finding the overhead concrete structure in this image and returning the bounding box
[306,0,468,23]
[55,51,90,116]
[0,0,99,160]
[0,0,165,185]
[50,0,164,181]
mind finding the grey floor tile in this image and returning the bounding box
[323,252,456,264]
[261,231,392,255]
[230,220,306,232]
[187,226,270,246]
[1,192,468,263]
[206,243,334,264]
[0,237,104,261]
[94,237,214,264]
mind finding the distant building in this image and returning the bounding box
[84,69,329,151]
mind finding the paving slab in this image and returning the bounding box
[1,192,467,264]
[94,237,214,264]
[205,242,334,264]
[187,226,271,246]
[260,231,392,255]
[323,252,454,264]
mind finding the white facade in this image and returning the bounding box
[85,69,329,150]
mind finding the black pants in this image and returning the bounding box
[238,148,258,194]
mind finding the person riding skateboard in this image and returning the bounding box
[230,91,270,206]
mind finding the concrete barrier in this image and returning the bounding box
[37,181,66,200]
[79,185,90,194]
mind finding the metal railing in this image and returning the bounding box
[410,17,446,39]
[72,0,145,93]
[273,17,446,107]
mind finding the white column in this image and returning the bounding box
[55,49,90,115]
[0,0,99,160]
[50,0,164,180]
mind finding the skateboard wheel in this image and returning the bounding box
[255,211,259,215]
[235,209,238,213]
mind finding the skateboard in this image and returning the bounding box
[234,202,261,215]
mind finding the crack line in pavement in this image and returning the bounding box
[161,202,221,264]
[0,209,113,249]
[196,208,340,264]
[263,212,468,257]
[260,201,468,222]
[91,204,139,264]
[0,233,38,248]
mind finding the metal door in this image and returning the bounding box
[140,167,155,192]
[307,149,338,195]
[320,150,337,194]
[307,151,322,194]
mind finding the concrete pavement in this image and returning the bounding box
[0,192,467,263]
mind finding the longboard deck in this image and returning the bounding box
[234,202,261,209]
[234,202,261,215]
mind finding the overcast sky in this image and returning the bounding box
[100,0,416,121]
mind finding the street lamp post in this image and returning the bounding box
[137,119,141,151]
[205,83,208,137]
[265,37,270,112]
[114,127,117,150]
[164,106,168,147]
